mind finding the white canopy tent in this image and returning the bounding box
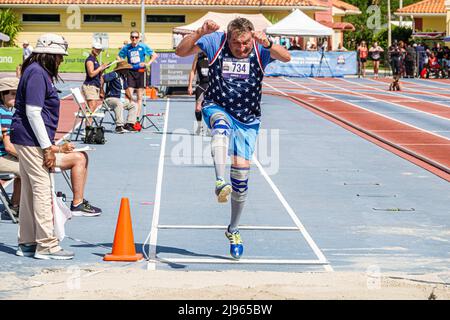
[173,12,272,34]
[265,9,333,37]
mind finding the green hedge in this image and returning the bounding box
[0,48,175,72]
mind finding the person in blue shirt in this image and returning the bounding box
[0,77,21,220]
[176,18,290,260]
[117,31,158,129]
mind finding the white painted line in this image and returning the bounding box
[316,78,450,122]
[145,99,170,271]
[282,77,450,142]
[157,258,328,265]
[158,225,299,231]
[252,156,333,271]
[398,78,450,90]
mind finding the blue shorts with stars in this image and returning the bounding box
[202,104,260,161]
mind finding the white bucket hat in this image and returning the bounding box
[33,33,68,55]
[92,42,103,50]
[0,77,20,93]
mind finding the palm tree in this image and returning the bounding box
[0,9,22,47]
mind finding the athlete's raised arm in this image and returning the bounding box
[175,20,220,57]
[252,31,291,63]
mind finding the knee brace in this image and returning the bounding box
[210,113,231,137]
[210,113,231,158]
[230,166,249,202]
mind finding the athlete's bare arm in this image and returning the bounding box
[252,31,291,63]
[176,20,220,57]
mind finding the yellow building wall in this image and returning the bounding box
[13,7,300,51]
[12,7,320,51]
[13,6,350,52]
[421,16,446,32]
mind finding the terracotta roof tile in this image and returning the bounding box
[396,0,446,14]
[319,20,355,30]
[0,0,327,6]
[331,0,360,12]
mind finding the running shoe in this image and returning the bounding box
[225,228,243,259]
[133,121,142,132]
[71,199,102,217]
[16,244,37,257]
[34,249,74,260]
[115,126,128,134]
[215,179,232,203]
[124,123,137,132]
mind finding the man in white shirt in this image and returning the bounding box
[22,40,33,61]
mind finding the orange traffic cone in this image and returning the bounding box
[104,198,143,262]
[150,88,158,100]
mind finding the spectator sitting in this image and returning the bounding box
[426,52,441,78]
[102,61,138,133]
[0,77,21,220]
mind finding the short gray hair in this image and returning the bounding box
[227,17,254,36]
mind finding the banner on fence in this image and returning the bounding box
[265,50,357,77]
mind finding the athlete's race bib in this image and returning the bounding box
[130,51,140,64]
[222,58,250,79]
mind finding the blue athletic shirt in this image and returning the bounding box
[11,62,60,147]
[0,105,13,157]
[118,43,154,71]
[196,32,273,124]
[83,54,101,88]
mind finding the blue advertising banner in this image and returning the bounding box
[150,52,194,87]
[265,51,357,77]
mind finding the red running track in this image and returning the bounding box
[264,80,450,182]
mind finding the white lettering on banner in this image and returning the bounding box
[0,56,13,63]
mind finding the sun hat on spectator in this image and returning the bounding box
[33,33,68,56]
[0,77,19,93]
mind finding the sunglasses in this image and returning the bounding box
[130,36,139,39]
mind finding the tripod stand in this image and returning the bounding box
[139,66,162,131]
[316,46,334,77]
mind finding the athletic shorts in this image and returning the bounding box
[202,104,260,161]
[195,83,208,103]
[127,70,146,89]
[360,58,367,63]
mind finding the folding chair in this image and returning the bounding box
[70,87,105,141]
[0,173,18,223]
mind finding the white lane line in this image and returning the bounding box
[282,77,450,142]
[158,225,299,230]
[158,258,328,265]
[341,78,450,109]
[314,78,450,122]
[145,99,170,271]
[252,156,333,272]
[401,78,450,90]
